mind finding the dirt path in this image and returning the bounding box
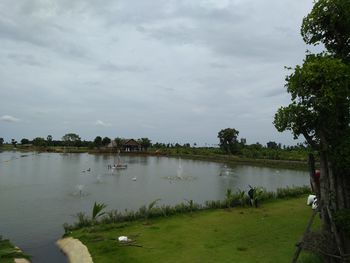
[56,237,93,263]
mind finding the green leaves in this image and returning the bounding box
[218,128,240,154]
[148,199,161,211]
[274,54,350,149]
[301,0,350,61]
[225,189,234,208]
[277,0,350,152]
[92,202,107,221]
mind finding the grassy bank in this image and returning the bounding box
[68,197,321,263]
[166,153,309,170]
[0,236,30,263]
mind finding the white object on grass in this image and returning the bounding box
[118,236,128,242]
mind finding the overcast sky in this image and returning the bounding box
[0,0,315,146]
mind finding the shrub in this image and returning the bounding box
[92,202,107,221]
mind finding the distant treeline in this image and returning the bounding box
[0,128,311,162]
[0,134,152,150]
[150,142,310,162]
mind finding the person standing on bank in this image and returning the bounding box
[248,185,255,207]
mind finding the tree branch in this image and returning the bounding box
[302,131,319,150]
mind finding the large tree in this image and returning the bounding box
[217,128,239,154]
[138,138,152,151]
[114,137,123,149]
[62,133,81,147]
[301,0,350,62]
[93,136,102,148]
[47,135,53,146]
[274,0,350,260]
[102,137,111,147]
[32,137,47,147]
[21,138,30,145]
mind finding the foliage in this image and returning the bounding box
[32,137,47,147]
[62,133,81,147]
[144,198,161,221]
[92,202,107,221]
[218,128,240,154]
[138,137,152,151]
[333,209,350,235]
[205,200,224,209]
[20,138,30,144]
[266,141,281,149]
[102,137,111,146]
[184,199,196,213]
[151,141,309,163]
[275,0,350,152]
[248,187,265,207]
[47,135,53,146]
[236,189,247,207]
[0,138,3,146]
[301,0,350,61]
[0,236,31,261]
[276,186,311,199]
[93,136,102,148]
[114,137,123,149]
[225,189,234,208]
[75,212,91,228]
[274,54,350,147]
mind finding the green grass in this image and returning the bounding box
[0,237,30,262]
[70,197,321,263]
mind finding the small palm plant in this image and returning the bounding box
[144,199,161,223]
[225,189,234,208]
[252,187,264,208]
[92,202,107,222]
[237,189,246,207]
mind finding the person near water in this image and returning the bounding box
[248,185,255,207]
[310,169,321,197]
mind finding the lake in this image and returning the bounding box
[0,151,309,262]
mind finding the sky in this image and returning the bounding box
[0,0,315,146]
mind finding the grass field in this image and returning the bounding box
[70,197,321,263]
[0,237,30,263]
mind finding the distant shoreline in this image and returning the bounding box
[0,146,308,170]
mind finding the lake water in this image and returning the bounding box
[0,151,309,262]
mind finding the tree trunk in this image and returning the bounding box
[319,151,350,262]
[331,167,350,257]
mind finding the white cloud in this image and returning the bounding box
[0,115,20,122]
[95,120,112,127]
